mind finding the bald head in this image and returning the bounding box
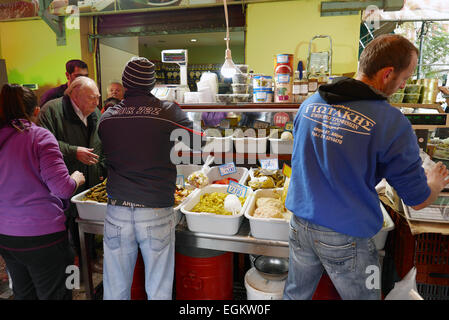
[65,76,100,116]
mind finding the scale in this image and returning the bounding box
[403,112,449,151]
[151,49,190,104]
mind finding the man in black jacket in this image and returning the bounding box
[98,57,203,300]
[39,59,88,107]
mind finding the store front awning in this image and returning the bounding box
[363,0,449,22]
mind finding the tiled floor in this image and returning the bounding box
[0,254,104,300]
[0,253,250,300]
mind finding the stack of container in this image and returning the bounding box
[231,64,251,103]
[274,54,293,103]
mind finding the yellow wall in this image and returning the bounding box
[246,0,361,77]
[0,18,82,89]
[0,0,361,93]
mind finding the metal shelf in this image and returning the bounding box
[180,103,301,113]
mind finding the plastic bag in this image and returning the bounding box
[385,267,423,300]
[187,155,214,188]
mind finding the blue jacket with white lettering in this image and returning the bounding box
[98,88,203,207]
[285,77,430,237]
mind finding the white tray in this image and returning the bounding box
[203,136,233,153]
[232,136,268,154]
[71,187,107,221]
[244,188,290,241]
[269,138,293,154]
[180,184,252,235]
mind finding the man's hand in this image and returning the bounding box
[412,161,449,210]
[427,161,449,191]
[76,147,99,165]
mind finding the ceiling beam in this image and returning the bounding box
[321,0,404,17]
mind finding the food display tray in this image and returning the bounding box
[71,187,107,221]
[244,188,289,241]
[181,184,253,235]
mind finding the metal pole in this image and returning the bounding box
[417,21,428,79]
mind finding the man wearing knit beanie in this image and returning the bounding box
[98,56,204,300]
[121,57,156,93]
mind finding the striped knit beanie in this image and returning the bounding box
[122,57,156,93]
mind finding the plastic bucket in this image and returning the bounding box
[244,267,285,300]
[175,247,233,300]
[253,88,273,103]
[253,75,272,90]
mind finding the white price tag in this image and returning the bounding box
[260,158,279,170]
[219,162,237,176]
[176,175,185,187]
[227,180,248,198]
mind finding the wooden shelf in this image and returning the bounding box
[392,103,444,113]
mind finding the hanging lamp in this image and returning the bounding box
[220,0,239,78]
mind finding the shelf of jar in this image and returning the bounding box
[391,103,444,113]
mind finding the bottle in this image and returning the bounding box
[308,67,318,93]
[318,65,328,88]
[292,71,301,103]
[299,70,309,103]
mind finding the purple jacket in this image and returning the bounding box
[0,121,76,236]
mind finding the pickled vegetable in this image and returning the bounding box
[191,192,245,215]
[82,179,108,203]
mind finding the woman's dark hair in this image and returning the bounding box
[0,84,38,128]
[358,34,419,79]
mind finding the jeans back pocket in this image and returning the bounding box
[315,238,356,273]
[148,220,172,251]
[104,219,121,250]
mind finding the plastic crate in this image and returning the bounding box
[387,207,449,287]
[417,283,449,300]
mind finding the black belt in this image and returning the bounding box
[107,198,149,208]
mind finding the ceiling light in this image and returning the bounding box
[190,39,197,42]
[220,0,239,78]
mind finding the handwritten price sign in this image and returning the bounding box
[260,158,279,170]
[227,180,248,198]
[219,162,237,176]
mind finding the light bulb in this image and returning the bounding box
[220,49,238,78]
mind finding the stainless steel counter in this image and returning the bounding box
[77,217,289,299]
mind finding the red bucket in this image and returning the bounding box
[175,249,233,300]
[312,272,341,300]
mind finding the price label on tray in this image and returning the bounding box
[282,163,292,178]
[260,158,279,170]
[227,180,248,198]
[219,162,237,176]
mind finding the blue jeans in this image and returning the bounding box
[102,204,176,300]
[283,215,381,300]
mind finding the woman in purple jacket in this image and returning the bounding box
[0,84,85,300]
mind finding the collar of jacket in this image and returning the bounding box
[61,95,98,128]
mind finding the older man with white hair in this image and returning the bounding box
[38,76,106,269]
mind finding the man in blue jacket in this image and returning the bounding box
[283,34,449,300]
